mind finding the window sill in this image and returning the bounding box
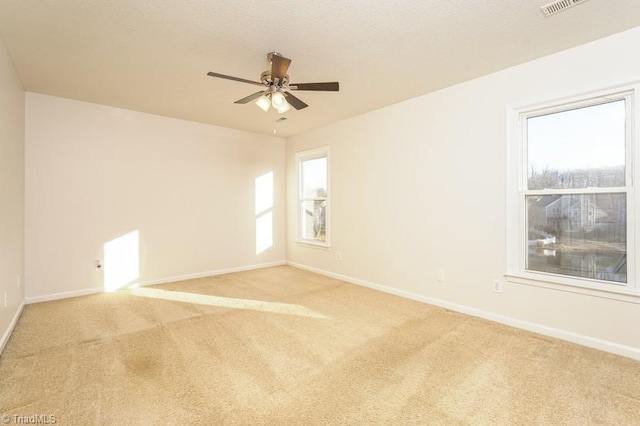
[505,273,640,304]
[295,240,331,250]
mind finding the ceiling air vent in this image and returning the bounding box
[541,0,589,17]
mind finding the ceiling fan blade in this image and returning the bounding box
[234,91,267,104]
[207,71,264,87]
[284,91,308,110]
[290,82,339,91]
[271,55,291,82]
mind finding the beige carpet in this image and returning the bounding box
[1,266,639,425]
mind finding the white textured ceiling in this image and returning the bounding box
[0,1,639,137]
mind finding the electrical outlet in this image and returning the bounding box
[436,269,445,282]
[493,279,502,293]
[95,260,102,270]
[336,252,342,261]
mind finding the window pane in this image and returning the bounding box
[526,194,626,283]
[302,157,327,198]
[527,100,626,190]
[300,200,326,242]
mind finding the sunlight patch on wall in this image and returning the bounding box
[256,211,273,254]
[104,230,140,292]
[255,171,274,214]
[129,287,328,319]
[255,171,274,254]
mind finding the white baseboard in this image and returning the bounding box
[26,287,103,304]
[136,260,288,287]
[25,260,288,304]
[287,261,640,361]
[0,301,25,356]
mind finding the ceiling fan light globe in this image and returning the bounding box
[275,102,290,114]
[255,95,271,112]
[271,91,287,108]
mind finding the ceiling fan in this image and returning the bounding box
[207,52,339,113]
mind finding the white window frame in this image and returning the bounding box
[296,146,330,248]
[506,81,640,303]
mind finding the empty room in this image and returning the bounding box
[1,1,640,424]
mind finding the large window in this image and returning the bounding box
[296,147,329,247]
[508,85,639,298]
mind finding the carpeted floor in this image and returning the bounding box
[1,266,639,425]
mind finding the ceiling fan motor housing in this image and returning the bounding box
[260,70,289,87]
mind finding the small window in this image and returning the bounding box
[296,147,329,247]
[507,85,638,298]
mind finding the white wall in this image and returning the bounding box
[26,93,285,300]
[287,27,640,356]
[0,37,25,351]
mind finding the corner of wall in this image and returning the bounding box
[0,34,26,356]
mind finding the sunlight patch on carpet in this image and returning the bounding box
[128,287,328,319]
